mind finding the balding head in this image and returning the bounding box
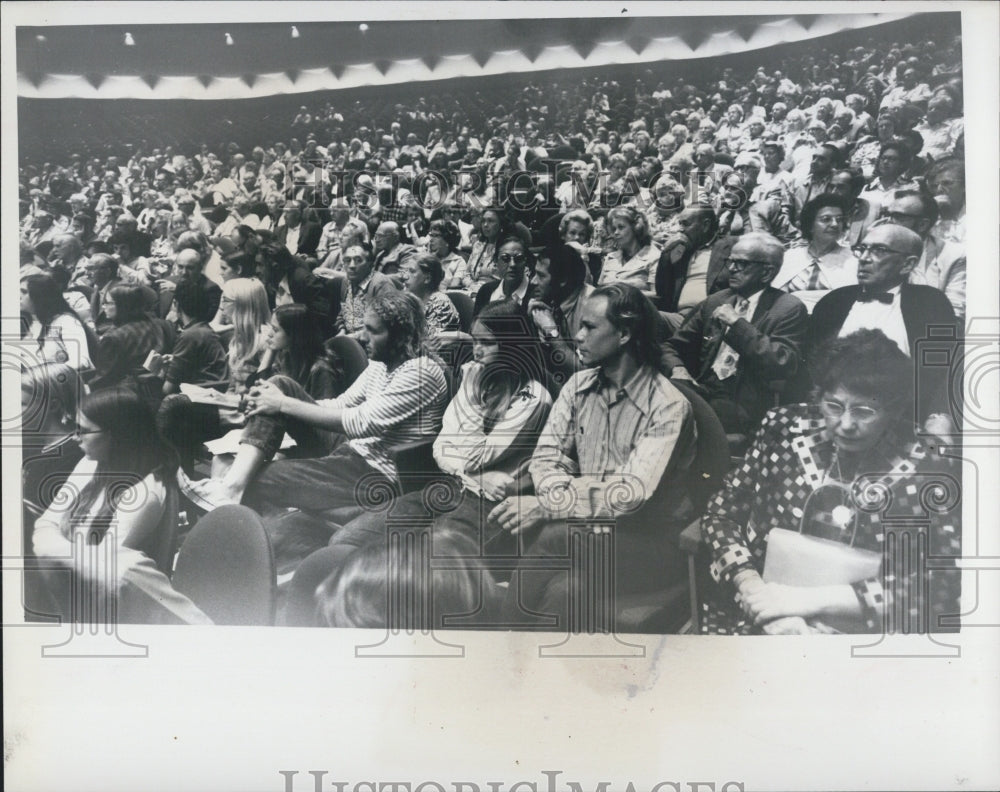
[174,248,204,283]
[855,223,921,291]
[373,222,400,253]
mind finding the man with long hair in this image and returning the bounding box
[491,282,697,631]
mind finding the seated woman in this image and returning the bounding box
[770,194,857,313]
[699,330,961,635]
[20,272,97,374]
[428,219,468,291]
[91,283,175,391]
[158,277,271,472]
[400,252,460,340]
[596,206,662,296]
[30,387,210,625]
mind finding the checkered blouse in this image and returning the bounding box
[699,404,962,635]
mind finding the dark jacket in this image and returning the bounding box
[660,285,809,434]
[808,284,959,419]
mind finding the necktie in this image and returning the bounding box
[711,298,752,381]
[805,255,826,290]
[858,290,894,304]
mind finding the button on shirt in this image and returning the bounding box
[838,285,909,356]
[529,364,695,520]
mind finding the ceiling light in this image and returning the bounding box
[359,23,369,33]
[225,32,234,46]
[124,32,135,46]
[291,26,300,39]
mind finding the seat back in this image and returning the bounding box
[325,335,369,388]
[669,379,731,515]
[445,291,475,333]
[170,504,276,625]
[139,480,181,575]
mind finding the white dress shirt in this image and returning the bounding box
[838,285,909,356]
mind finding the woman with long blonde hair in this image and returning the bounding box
[157,277,271,472]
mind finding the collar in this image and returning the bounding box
[350,274,374,294]
[574,363,656,416]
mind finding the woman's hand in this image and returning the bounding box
[246,380,285,417]
[740,582,817,626]
[761,616,812,635]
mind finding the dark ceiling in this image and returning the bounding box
[17,16,808,76]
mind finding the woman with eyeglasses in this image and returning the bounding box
[771,194,857,313]
[698,329,960,635]
[30,387,210,624]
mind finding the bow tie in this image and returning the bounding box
[858,290,894,304]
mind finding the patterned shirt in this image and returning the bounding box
[700,404,961,634]
[423,291,460,337]
[530,364,696,520]
[317,356,448,481]
[339,274,374,335]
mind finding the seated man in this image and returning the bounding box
[884,189,966,323]
[157,279,229,395]
[336,241,398,336]
[661,232,808,437]
[527,243,594,383]
[372,221,418,285]
[809,222,959,437]
[491,283,697,631]
[183,290,449,560]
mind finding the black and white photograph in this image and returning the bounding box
[4,2,998,790]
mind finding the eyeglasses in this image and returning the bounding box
[427,231,444,238]
[886,211,922,223]
[499,253,526,264]
[820,400,883,424]
[726,258,769,271]
[851,243,908,258]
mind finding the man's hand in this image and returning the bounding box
[528,300,558,334]
[711,302,741,327]
[488,495,550,535]
[478,471,515,501]
[246,380,286,417]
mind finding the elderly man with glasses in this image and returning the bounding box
[808,222,959,441]
[661,232,809,437]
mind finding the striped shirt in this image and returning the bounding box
[317,356,448,480]
[530,364,695,520]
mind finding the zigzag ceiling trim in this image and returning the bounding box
[18,13,913,101]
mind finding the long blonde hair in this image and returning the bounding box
[223,278,270,368]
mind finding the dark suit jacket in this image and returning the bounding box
[808,284,959,418]
[661,286,809,434]
[473,280,533,316]
[278,221,323,258]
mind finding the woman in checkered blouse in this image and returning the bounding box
[700,329,961,635]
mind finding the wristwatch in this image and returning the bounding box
[543,327,560,340]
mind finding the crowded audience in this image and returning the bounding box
[18,24,965,632]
